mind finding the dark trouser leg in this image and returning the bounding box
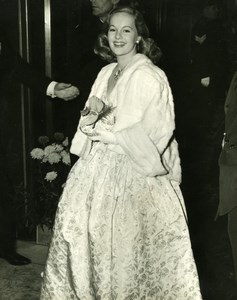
[228,206,237,285]
[0,168,32,265]
[0,169,16,256]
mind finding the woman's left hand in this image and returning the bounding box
[87,129,117,144]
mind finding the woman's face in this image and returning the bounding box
[108,12,140,61]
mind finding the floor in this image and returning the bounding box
[0,241,48,300]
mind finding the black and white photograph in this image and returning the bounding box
[0,0,237,299]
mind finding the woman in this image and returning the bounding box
[41,7,202,299]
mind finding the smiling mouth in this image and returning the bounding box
[114,42,125,47]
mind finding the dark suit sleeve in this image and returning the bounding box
[0,26,51,95]
[12,56,51,95]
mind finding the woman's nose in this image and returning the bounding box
[115,30,121,39]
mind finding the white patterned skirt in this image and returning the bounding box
[40,143,202,300]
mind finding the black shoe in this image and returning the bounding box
[1,252,31,265]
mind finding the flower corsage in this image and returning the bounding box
[80,96,114,136]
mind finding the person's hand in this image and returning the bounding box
[86,129,117,144]
[54,83,80,101]
[201,77,210,87]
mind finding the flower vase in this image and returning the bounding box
[36,225,52,246]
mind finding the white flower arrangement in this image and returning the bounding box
[29,132,71,229]
[31,135,71,182]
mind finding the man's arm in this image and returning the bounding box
[13,56,79,100]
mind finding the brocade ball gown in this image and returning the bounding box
[40,131,202,299]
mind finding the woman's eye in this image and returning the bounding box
[123,29,131,33]
[109,28,115,32]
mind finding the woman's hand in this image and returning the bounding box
[87,129,117,145]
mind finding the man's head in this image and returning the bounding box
[90,0,120,21]
[203,0,222,20]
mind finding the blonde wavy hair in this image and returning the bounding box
[94,6,162,64]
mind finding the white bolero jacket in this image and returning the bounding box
[71,54,181,183]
